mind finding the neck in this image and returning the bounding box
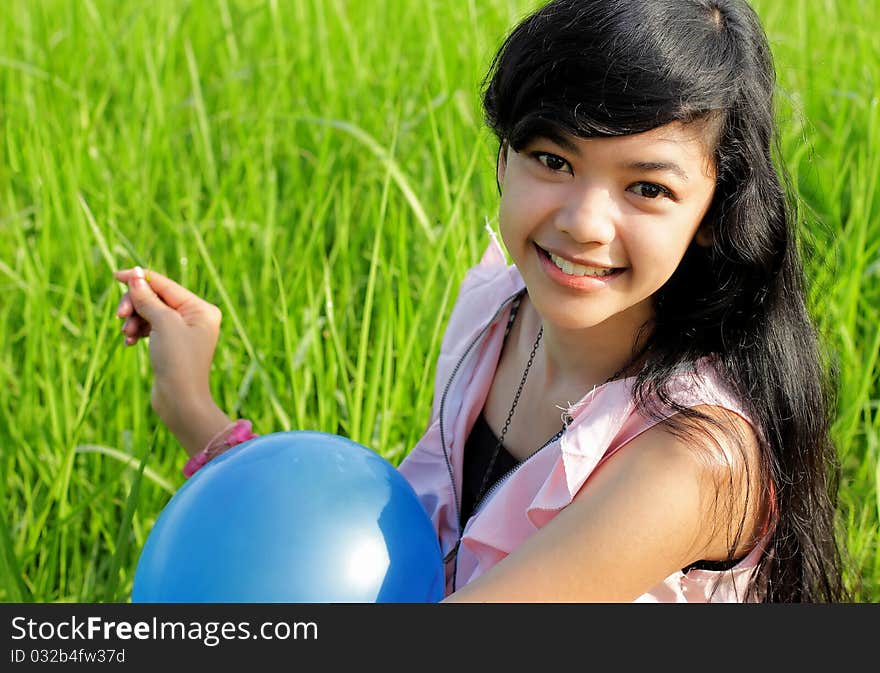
[523,295,652,394]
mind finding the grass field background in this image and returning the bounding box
[0,0,877,602]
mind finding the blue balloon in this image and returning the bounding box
[132,431,444,603]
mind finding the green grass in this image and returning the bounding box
[0,0,877,602]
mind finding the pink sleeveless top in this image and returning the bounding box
[397,228,769,602]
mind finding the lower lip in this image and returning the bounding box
[535,244,624,291]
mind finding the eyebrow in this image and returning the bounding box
[515,119,579,154]
[537,130,579,155]
[621,160,690,182]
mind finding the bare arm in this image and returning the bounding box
[114,267,236,457]
[159,397,235,458]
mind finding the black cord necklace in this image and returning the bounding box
[473,324,545,507]
[473,314,643,509]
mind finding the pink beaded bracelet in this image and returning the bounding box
[182,419,259,478]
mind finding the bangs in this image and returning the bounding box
[484,0,738,147]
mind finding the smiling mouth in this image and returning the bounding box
[535,244,622,278]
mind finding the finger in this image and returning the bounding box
[121,314,145,337]
[115,273,142,321]
[122,319,152,345]
[114,269,140,283]
[126,267,174,324]
[115,266,201,311]
[116,293,133,319]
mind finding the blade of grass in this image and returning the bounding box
[102,425,160,602]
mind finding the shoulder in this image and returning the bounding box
[427,237,524,422]
[600,402,767,564]
[455,236,521,304]
[438,240,524,355]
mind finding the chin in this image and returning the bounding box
[528,294,614,331]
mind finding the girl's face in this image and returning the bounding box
[497,122,716,334]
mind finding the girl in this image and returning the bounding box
[114,0,848,602]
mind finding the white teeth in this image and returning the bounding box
[549,252,615,277]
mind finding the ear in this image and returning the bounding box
[694,222,713,247]
[496,141,509,188]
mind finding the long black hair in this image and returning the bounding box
[482,0,848,602]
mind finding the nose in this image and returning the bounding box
[555,185,616,245]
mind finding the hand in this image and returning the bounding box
[113,266,224,426]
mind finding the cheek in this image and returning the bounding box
[625,219,698,278]
[498,188,541,238]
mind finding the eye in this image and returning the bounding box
[532,152,572,174]
[628,181,674,200]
